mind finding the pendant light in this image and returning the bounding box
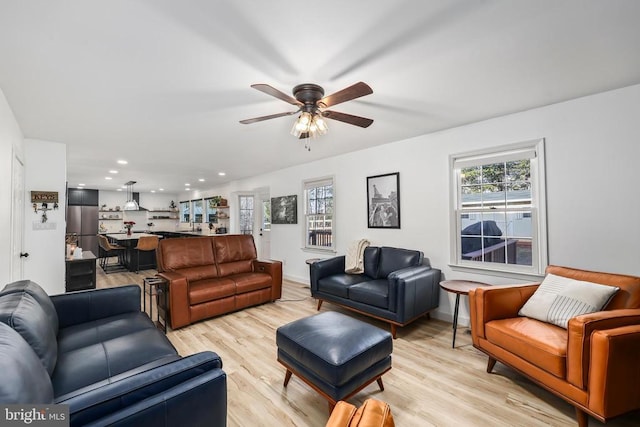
[123,181,139,210]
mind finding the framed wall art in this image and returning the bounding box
[271,195,297,224]
[367,172,400,229]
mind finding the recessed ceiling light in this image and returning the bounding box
[151,190,156,193]
[185,183,190,186]
[109,170,118,174]
[121,185,127,188]
[218,172,226,176]
[159,188,164,191]
[76,187,84,189]
[105,177,112,180]
[78,183,85,186]
[117,188,123,191]
[198,178,205,182]
[117,160,128,165]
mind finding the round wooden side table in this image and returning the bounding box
[439,280,491,348]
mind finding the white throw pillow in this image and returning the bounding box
[518,273,619,329]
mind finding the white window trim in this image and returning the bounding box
[449,138,548,278]
[302,175,336,253]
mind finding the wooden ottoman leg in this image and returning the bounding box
[376,377,384,391]
[284,370,293,387]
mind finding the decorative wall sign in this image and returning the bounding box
[271,195,297,224]
[31,191,59,203]
[31,191,59,222]
[367,172,400,229]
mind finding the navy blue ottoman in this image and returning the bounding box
[276,311,393,411]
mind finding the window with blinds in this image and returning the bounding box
[450,139,548,275]
[303,177,334,250]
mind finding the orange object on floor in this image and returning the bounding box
[326,399,395,427]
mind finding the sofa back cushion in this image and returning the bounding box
[157,237,218,281]
[213,235,256,277]
[1,280,59,334]
[0,292,58,375]
[363,247,380,279]
[0,322,54,403]
[377,247,423,279]
[546,265,640,310]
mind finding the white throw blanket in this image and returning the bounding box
[345,239,370,274]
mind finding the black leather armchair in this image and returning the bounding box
[0,280,227,427]
[310,246,441,338]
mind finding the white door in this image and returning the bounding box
[11,152,25,281]
[259,197,271,260]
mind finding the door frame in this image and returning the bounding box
[11,149,25,281]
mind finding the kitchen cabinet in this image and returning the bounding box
[68,188,99,206]
[65,251,97,292]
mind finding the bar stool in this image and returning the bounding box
[134,235,160,273]
[97,234,127,273]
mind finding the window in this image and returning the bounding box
[450,139,547,275]
[304,177,334,250]
[179,201,190,223]
[192,199,203,223]
[262,200,271,232]
[239,195,254,235]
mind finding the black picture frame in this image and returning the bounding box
[271,195,297,224]
[367,172,400,229]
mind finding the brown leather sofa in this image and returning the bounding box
[156,234,282,329]
[469,265,640,426]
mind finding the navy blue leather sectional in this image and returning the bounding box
[310,246,441,338]
[0,280,226,426]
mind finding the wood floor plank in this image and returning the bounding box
[96,266,640,426]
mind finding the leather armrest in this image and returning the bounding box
[588,325,640,417]
[469,284,539,341]
[74,361,226,427]
[51,285,141,329]
[156,271,190,329]
[60,351,223,425]
[310,256,346,291]
[567,308,640,389]
[254,259,283,300]
[389,266,440,320]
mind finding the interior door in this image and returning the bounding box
[11,152,25,281]
[259,197,271,260]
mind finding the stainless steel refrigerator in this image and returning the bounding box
[66,206,99,255]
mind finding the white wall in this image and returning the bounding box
[198,84,640,324]
[98,190,179,232]
[0,88,24,285]
[23,139,67,294]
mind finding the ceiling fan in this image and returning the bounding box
[239,82,374,140]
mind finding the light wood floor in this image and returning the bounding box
[97,268,639,427]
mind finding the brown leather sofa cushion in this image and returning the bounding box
[231,272,273,294]
[485,317,567,378]
[189,278,236,305]
[213,235,256,276]
[158,237,218,278]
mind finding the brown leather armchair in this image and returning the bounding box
[469,265,640,426]
[326,399,394,427]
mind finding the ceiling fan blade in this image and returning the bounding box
[239,110,299,124]
[251,84,302,106]
[322,110,374,128]
[319,82,373,108]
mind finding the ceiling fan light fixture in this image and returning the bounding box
[291,111,328,138]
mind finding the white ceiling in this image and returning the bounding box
[1,0,640,193]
